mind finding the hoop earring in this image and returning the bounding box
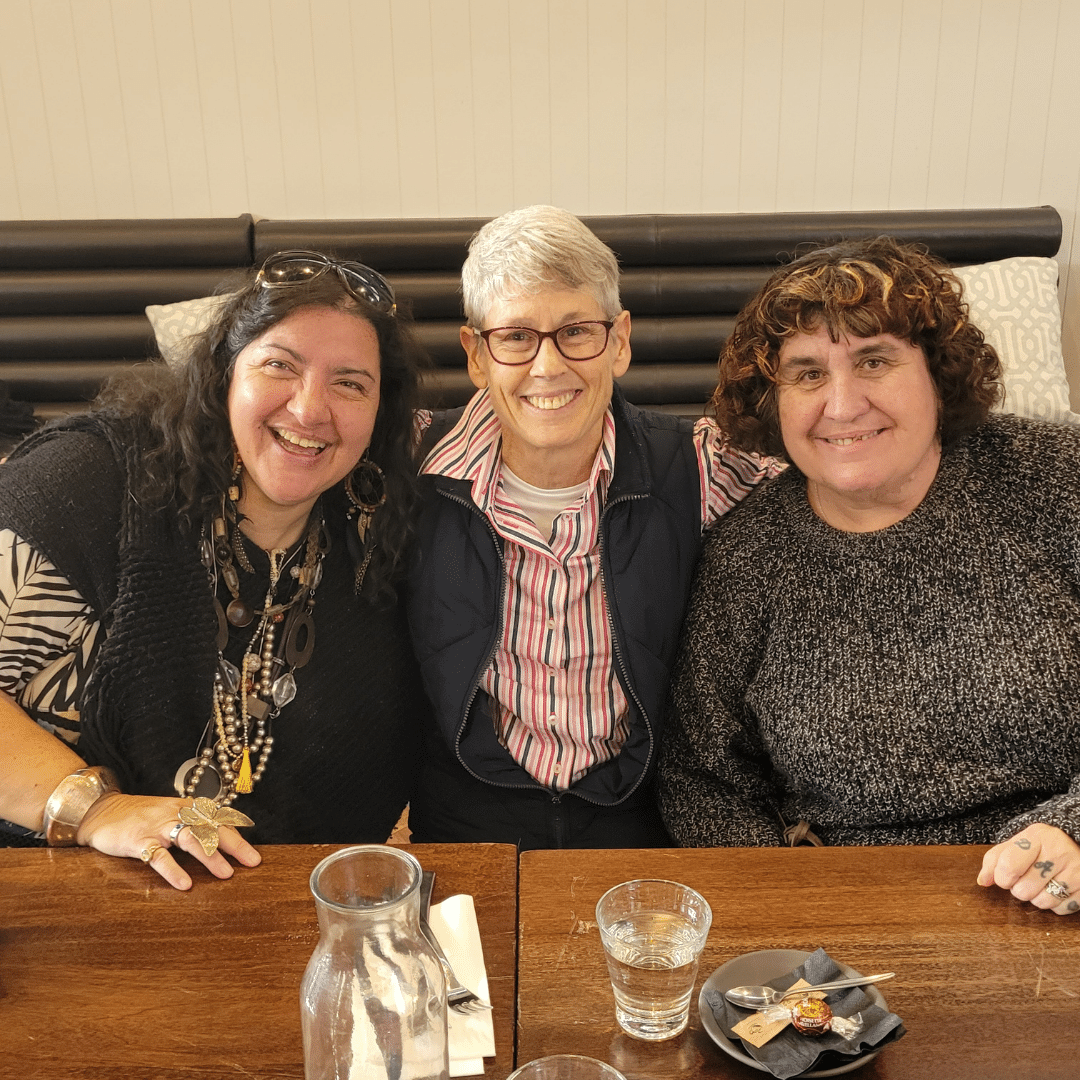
[345,455,387,546]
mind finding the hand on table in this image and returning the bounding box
[977,823,1080,915]
[76,792,261,891]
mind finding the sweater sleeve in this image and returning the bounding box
[658,509,786,847]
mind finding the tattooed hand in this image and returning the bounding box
[977,823,1080,916]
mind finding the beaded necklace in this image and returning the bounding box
[172,500,328,805]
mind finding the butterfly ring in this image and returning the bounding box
[177,797,255,857]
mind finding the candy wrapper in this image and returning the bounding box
[703,947,906,1079]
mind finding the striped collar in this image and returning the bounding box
[421,388,617,515]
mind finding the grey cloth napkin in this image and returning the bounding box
[704,947,906,1080]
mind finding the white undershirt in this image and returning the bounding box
[499,466,590,543]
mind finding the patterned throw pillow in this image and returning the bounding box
[952,257,1080,425]
[145,294,233,366]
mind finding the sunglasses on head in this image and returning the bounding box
[257,250,397,316]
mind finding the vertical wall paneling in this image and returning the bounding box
[889,0,942,207]
[390,0,441,216]
[147,0,214,216]
[71,0,136,217]
[0,89,20,220]
[1,0,1079,406]
[110,0,175,217]
[1040,0,1080,401]
[924,0,981,208]
[33,0,98,217]
[661,0,706,212]
[1000,0,1057,207]
[624,0,666,211]
[962,1,1020,207]
[774,0,824,212]
[699,0,744,210]
[309,0,363,221]
[812,0,864,210]
[548,0,593,213]
[467,0,513,215]
[429,0,477,217]
[507,2,553,208]
[849,1,902,210]
[269,2,325,217]
[189,0,250,218]
[739,0,783,210]
[586,0,628,214]
[349,0,403,218]
[0,1,51,217]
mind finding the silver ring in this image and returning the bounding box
[169,822,187,843]
[1045,878,1071,900]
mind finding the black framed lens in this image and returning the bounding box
[257,250,397,315]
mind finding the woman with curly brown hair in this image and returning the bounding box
[659,236,1080,916]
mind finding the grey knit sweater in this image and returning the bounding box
[659,414,1080,848]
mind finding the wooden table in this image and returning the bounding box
[0,842,517,1079]
[517,846,1080,1080]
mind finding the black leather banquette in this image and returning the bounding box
[0,207,1062,417]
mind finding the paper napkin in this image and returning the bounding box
[428,894,496,1077]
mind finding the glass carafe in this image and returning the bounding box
[300,845,448,1080]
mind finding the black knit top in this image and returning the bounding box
[659,414,1080,847]
[0,415,426,844]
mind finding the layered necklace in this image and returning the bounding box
[173,494,329,806]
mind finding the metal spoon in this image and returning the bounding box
[725,972,895,1010]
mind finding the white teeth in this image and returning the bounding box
[274,429,326,450]
[525,391,576,410]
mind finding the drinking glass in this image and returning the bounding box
[595,878,712,1041]
[508,1056,626,1079]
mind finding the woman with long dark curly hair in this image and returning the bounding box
[659,236,1080,917]
[0,251,430,889]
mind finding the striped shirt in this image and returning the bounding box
[422,391,777,790]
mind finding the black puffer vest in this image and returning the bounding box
[407,388,703,805]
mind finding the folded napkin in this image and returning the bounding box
[428,894,497,1078]
[704,947,906,1080]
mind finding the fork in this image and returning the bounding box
[419,869,492,1014]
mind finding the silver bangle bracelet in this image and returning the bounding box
[42,766,121,846]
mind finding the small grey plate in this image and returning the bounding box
[697,949,888,1078]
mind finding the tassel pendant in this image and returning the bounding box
[234,746,254,794]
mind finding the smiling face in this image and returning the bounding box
[227,305,381,544]
[776,326,942,531]
[463,287,631,488]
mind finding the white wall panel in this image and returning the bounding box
[738,0,783,210]
[586,0,628,213]
[699,0,743,209]
[661,0,706,212]
[812,0,863,210]
[624,0,666,211]
[71,0,136,217]
[889,0,942,207]
[850,2,902,210]
[349,0,402,218]
[33,0,97,216]
[775,0,823,212]
[1,1,55,217]
[111,0,175,217]
[147,0,214,216]
[2,0,1079,404]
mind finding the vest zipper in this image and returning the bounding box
[596,491,654,805]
